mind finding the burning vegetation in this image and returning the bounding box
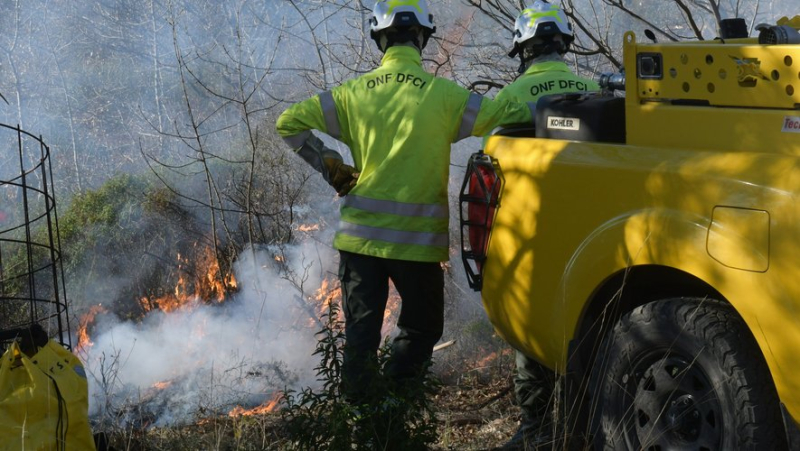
[76,243,238,353]
[75,238,364,427]
[56,176,510,449]
[138,246,238,314]
[228,392,282,418]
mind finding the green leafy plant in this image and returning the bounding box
[281,300,440,450]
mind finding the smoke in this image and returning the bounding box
[82,235,338,427]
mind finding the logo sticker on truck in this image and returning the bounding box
[783,116,800,133]
[548,116,581,131]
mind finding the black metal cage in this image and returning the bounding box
[0,123,70,351]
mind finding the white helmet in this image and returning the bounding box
[370,0,435,33]
[370,0,436,51]
[509,1,573,58]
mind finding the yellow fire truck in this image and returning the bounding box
[461,16,800,450]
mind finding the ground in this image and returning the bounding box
[432,369,520,450]
[102,355,524,450]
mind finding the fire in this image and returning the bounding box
[313,278,339,313]
[309,276,400,338]
[474,348,513,368]
[228,393,282,417]
[152,380,173,390]
[139,245,237,314]
[76,240,408,421]
[77,243,237,361]
[382,289,402,337]
[75,304,107,353]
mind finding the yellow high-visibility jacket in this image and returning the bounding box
[482,60,600,147]
[276,46,533,262]
[496,60,600,102]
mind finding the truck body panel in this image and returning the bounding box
[480,54,800,420]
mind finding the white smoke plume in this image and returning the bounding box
[82,236,338,427]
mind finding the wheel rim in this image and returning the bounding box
[625,354,723,450]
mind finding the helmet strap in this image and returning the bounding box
[373,28,431,53]
[518,37,569,73]
[517,54,527,75]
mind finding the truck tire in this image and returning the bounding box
[589,298,787,451]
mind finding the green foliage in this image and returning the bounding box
[59,174,148,249]
[1,176,153,309]
[281,301,440,451]
[56,173,202,313]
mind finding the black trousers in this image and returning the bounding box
[338,250,444,403]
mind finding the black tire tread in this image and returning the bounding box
[591,297,787,451]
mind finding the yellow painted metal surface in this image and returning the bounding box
[481,27,800,423]
[631,41,800,109]
[707,207,770,272]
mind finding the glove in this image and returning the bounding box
[323,158,359,197]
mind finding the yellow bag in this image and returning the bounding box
[0,340,96,451]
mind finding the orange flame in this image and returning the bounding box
[79,244,237,357]
[75,304,107,353]
[228,393,282,417]
[382,285,402,337]
[152,380,173,390]
[309,276,399,338]
[474,348,513,369]
[313,278,338,311]
[139,245,237,314]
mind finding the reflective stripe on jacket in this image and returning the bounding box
[277,46,533,262]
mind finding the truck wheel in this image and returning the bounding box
[589,298,787,450]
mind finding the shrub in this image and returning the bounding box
[281,301,440,450]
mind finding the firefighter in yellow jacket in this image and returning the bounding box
[492,2,599,450]
[276,0,534,411]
